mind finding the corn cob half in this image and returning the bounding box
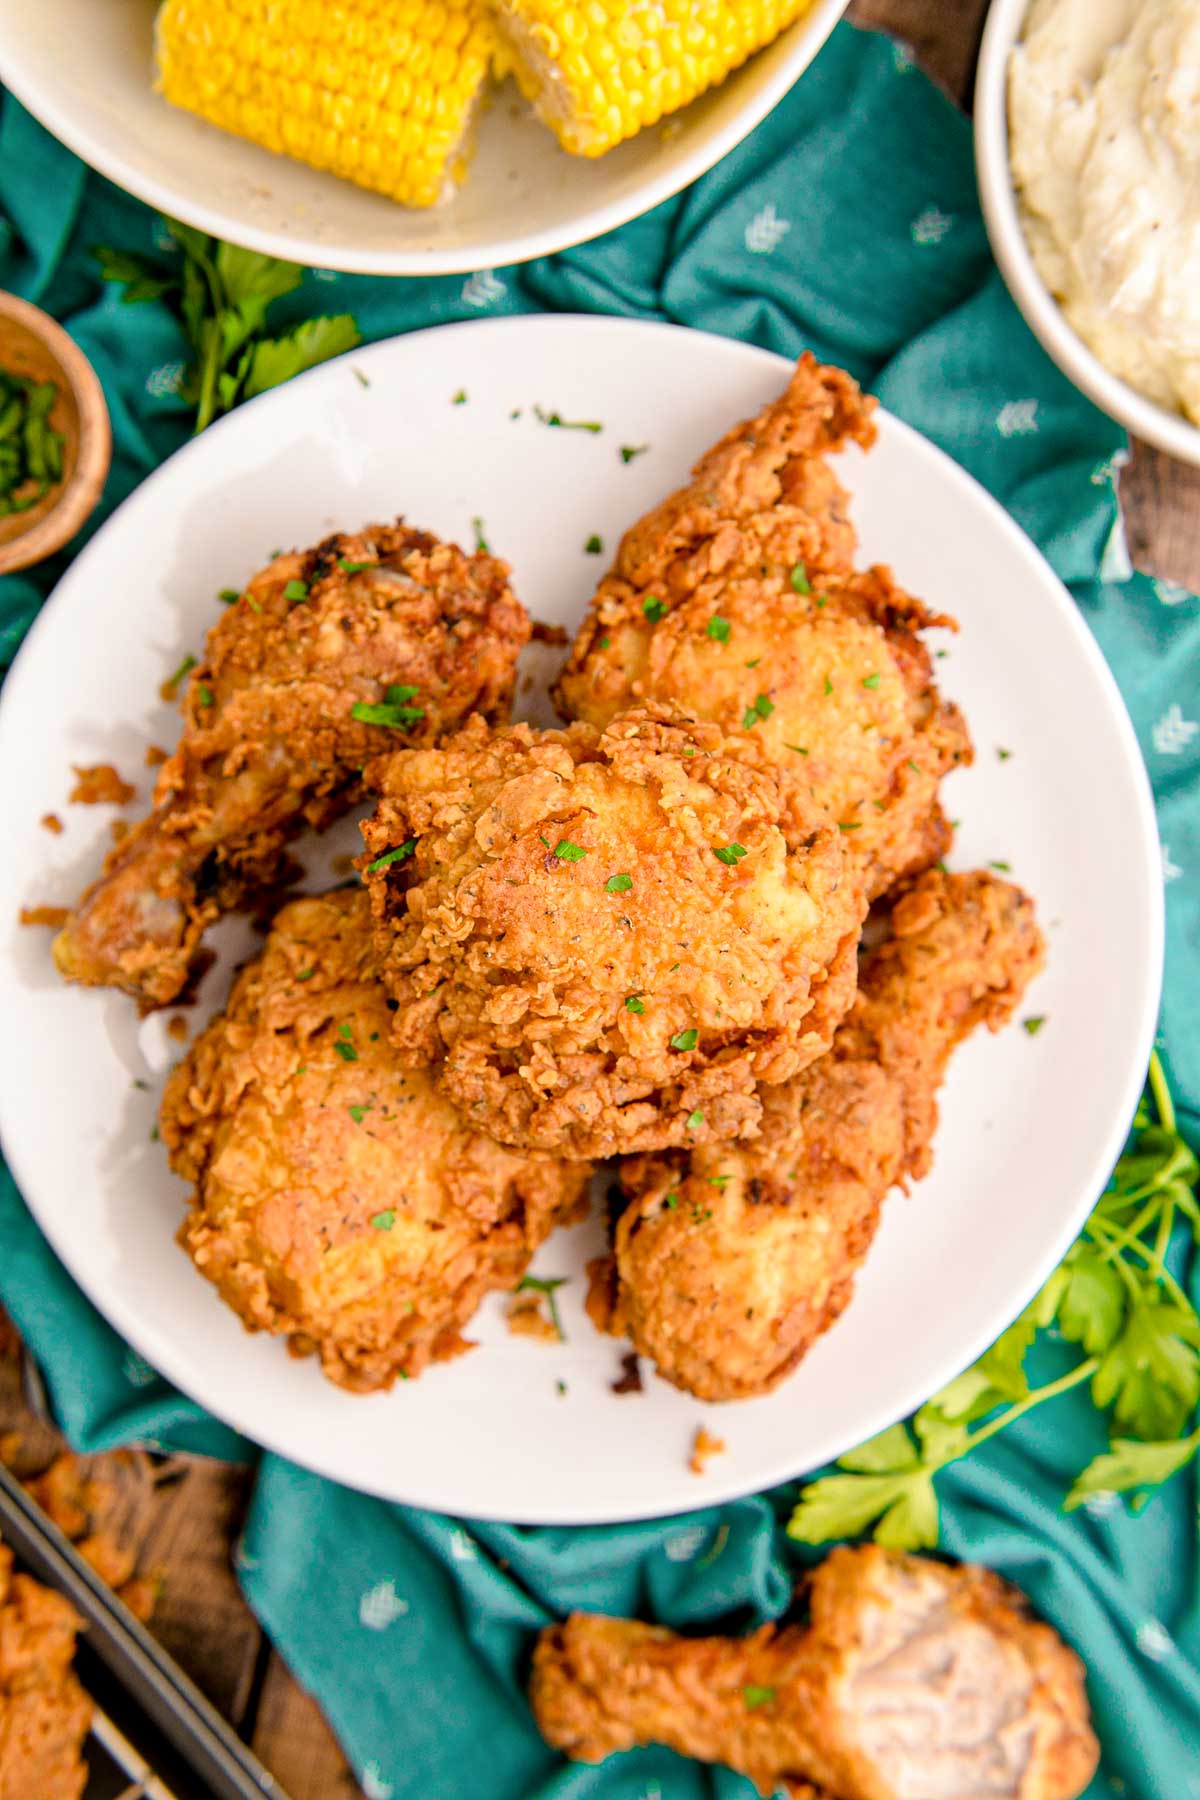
[155,0,496,209]
[493,0,817,157]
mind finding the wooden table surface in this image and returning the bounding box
[2,6,1196,1799]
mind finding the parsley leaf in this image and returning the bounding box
[585,534,603,555]
[625,995,645,1014]
[370,1209,395,1230]
[706,615,731,643]
[685,1108,704,1130]
[367,839,417,873]
[605,873,633,893]
[643,596,668,623]
[789,561,811,594]
[743,1686,776,1709]
[552,840,586,862]
[670,1029,698,1051]
[862,672,881,689]
[1023,1016,1046,1036]
[712,844,747,865]
[534,406,602,433]
[516,1274,568,1341]
[620,444,648,463]
[742,692,773,729]
[283,579,309,602]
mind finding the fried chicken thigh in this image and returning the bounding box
[554,355,970,897]
[0,1543,91,1800]
[531,1544,1098,1800]
[360,706,866,1159]
[588,870,1044,1400]
[160,888,588,1390]
[54,522,529,1008]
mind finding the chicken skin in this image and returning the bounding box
[160,888,589,1390]
[554,355,970,898]
[588,870,1044,1400]
[531,1544,1098,1800]
[54,521,529,1009]
[0,1543,91,1800]
[359,706,866,1160]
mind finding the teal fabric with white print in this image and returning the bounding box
[1,21,1198,1799]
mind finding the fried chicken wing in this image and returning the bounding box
[531,1544,1098,1800]
[554,355,970,897]
[359,705,866,1159]
[54,522,529,1008]
[160,888,589,1390]
[588,870,1044,1400]
[0,1543,91,1800]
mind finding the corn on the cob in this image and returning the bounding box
[493,0,816,157]
[155,0,495,209]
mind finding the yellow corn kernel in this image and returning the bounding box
[494,0,816,156]
[155,0,495,209]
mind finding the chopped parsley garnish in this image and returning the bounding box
[353,368,370,388]
[296,968,315,981]
[338,558,373,573]
[1023,1016,1046,1036]
[989,859,1012,872]
[670,1029,698,1052]
[907,759,921,774]
[552,840,586,862]
[452,389,467,404]
[743,1686,776,1709]
[784,743,808,755]
[685,1108,705,1130]
[706,615,731,643]
[370,1209,395,1230]
[218,587,239,603]
[742,692,773,728]
[643,596,668,623]
[555,1379,568,1396]
[349,1103,373,1123]
[367,838,417,873]
[745,657,761,669]
[472,515,489,552]
[837,821,862,831]
[664,1192,680,1209]
[708,1175,731,1189]
[625,994,645,1014]
[823,676,833,696]
[516,1274,568,1340]
[712,843,747,865]
[619,444,648,463]
[534,406,602,433]
[167,653,196,689]
[333,1038,358,1062]
[338,1023,353,1037]
[692,1206,713,1224]
[197,684,214,707]
[862,672,881,689]
[789,562,811,594]
[352,685,425,731]
[283,578,309,602]
[998,746,1013,760]
[605,872,633,893]
[585,534,603,555]
[598,635,611,650]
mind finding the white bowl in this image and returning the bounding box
[0,0,848,278]
[975,0,1200,467]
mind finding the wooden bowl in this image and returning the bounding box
[0,292,111,575]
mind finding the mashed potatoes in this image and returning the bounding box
[1009,0,1200,423]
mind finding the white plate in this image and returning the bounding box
[0,0,847,277]
[0,316,1161,1524]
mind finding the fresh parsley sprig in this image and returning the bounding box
[788,1053,1199,1551]
[96,223,361,432]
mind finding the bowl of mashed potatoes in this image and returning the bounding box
[976,0,1200,466]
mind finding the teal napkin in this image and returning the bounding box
[2,25,1198,1799]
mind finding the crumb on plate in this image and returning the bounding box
[689,1425,726,1476]
[68,763,135,806]
[611,1352,642,1395]
[506,1290,561,1342]
[40,813,63,835]
[20,905,69,928]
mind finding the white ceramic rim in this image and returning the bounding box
[0,316,1164,1522]
[974,0,1200,468]
[0,0,848,278]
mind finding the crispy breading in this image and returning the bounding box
[160,888,589,1390]
[53,521,529,1009]
[589,870,1044,1400]
[554,355,970,897]
[530,1544,1098,1800]
[0,1543,91,1800]
[360,706,866,1159]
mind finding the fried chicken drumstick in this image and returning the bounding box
[531,1544,1098,1800]
[0,1542,91,1800]
[588,869,1044,1399]
[160,888,588,1389]
[554,354,970,898]
[53,522,529,1008]
[360,705,866,1159]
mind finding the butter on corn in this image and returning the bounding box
[155,0,496,209]
[493,0,816,157]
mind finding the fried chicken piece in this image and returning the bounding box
[554,356,970,898]
[360,706,866,1159]
[160,888,589,1390]
[0,1542,91,1800]
[53,521,529,1009]
[531,1544,1098,1800]
[588,870,1044,1400]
